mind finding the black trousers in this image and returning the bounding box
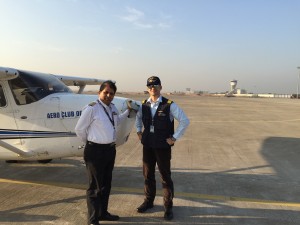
[142,145,174,209]
[84,142,116,224]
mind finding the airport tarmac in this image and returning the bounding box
[1,95,300,225]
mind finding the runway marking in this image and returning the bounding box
[1,178,300,208]
[192,118,300,123]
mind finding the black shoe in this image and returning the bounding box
[164,208,173,220]
[137,201,154,213]
[99,212,120,221]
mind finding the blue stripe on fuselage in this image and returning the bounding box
[0,129,76,139]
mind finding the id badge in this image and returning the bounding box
[150,125,155,133]
[113,130,116,140]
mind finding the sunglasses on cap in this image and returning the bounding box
[147,85,161,89]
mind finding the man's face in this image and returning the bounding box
[99,85,115,105]
[147,84,162,97]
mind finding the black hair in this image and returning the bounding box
[99,80,117,93]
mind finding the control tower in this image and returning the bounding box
[230,80,237,92]
[225,80,238,97]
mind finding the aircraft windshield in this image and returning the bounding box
[8,71,72,105]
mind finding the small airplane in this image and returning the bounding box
[0,66,140,163]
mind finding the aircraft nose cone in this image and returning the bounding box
[121,99,140,116]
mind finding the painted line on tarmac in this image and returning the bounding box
[0,178,85,189]
[1,178,300,208]
[192,118,300,123]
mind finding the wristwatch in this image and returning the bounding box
[171,137,176,142]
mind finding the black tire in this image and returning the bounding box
[5,160,18,163]
[37,159,53,164]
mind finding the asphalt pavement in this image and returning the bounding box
[1,95,300,225]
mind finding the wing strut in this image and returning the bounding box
[0,140,34,157]
[78,85,86,94]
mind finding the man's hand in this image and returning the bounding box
[166,137,176,146]
[137,132,143,140]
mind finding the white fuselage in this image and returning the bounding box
[0,69,137,161]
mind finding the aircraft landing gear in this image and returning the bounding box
[37,159,53,164]
[5,159,53,163]
[5,160,18,163]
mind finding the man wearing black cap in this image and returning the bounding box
[135,76,190,220]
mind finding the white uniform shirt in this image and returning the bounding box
[135,95,190,140]
[75,99,129,144]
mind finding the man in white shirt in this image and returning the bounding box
[135,76,190,220]
[75,80,130,225]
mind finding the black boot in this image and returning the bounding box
[137,201,154,213]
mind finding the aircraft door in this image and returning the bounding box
[0,82,22,159]
[0,82,20,133]
[6,72,76,159]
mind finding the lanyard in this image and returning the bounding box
[98,100,115,129]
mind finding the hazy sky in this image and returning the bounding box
[0,0,300,94]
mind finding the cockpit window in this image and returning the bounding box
[8,71,72,105]
[0,84,7,107]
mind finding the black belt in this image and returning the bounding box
[87,141,116,147]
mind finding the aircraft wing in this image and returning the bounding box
[0,67,19,80]
[55,75,114,86]
[55,75,115,94]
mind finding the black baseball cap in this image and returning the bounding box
[147,76,161,86]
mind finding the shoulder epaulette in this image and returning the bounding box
[142,99,147,104]
[88,102,97,106]
[167,99,173,104]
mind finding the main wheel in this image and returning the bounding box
[37,159,53,164]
